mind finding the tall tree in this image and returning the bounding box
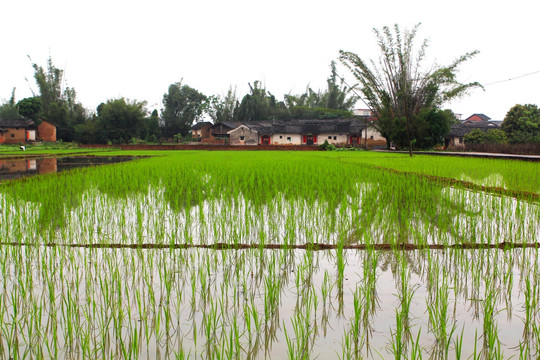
[29,56,88,141]
[284,61,358,112]
[161,81,208,137]
[237,81,279,122]
[208,87,240,123]
[16,97,42,122]
[340,24,481,155]
[96,98,148,143]
[501,104,540,143]
[0,88,19,119]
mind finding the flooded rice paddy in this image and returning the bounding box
[0,156,137,182]
[0,151,538,359]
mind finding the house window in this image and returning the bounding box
[11,134,15,137]
[328,136,332,139]
[287,137,291,141]
[280,135,283,139]
[240,136,245,141]
[370,136,374,140]
[333,136,337,140]
[459,137,463,144]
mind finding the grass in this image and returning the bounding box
[0,149,538,358]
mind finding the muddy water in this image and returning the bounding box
[0,156,136,181]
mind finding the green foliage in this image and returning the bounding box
[464,129,487,145]
[289,106,353,120]
[161,81,208,137]
[484,129,508,144]
[173,133,183,143]
[318,140,336,151]
[285,61,359,112]
[465,128,509,145]
[339,24,481,154]
[16,97,42,123]
[237,81,286,122]
[0,88,20,119]
[30,56,88,141]
[96,98,148,143]
[501,104,540,144]
[208,87,239,123]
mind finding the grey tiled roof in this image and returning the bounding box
[191,121,212,130]
[448,122,498,137]
[248,119,365,135]
[0,119,34,128]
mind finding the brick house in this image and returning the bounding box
[0,119,57,144]
[191,121,212,140]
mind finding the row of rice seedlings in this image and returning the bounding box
[0,151,538,358]
[0,242,539,358]
[1,151,538,252]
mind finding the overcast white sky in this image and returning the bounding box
[1,0,539,120]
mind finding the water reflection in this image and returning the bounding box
[0,156,136,181]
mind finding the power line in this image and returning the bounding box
[483,70,540,86]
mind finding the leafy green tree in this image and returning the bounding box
[237,81,283,122]
[464,128,507,145]
[29,56,88,141]
[208,87,240,123]
[161,81,208,137]
[145,109,161,141]
[463,129,486,145]
[339,24,481,155]
[484,129,508,144]
[16,97,42,122]
[288,106,353,120]
[96,98,148,143]
[284,61,358,117]
[501,104,540,143]
[0,88,20,119]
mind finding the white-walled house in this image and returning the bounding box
[195,119,368,146]
[227,125,259,145]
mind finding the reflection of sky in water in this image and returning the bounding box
[460,172,507,189]
[1,181,539,358]
[2,181,538,247]
[1,244,536,358]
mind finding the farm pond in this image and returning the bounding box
[0,151,538,359]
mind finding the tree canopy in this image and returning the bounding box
[501,104,540,144]
[95,98,149,143]
[28,56,87,141]
[0,88,19,119]
[161,82,208,137]
[16,97,42,123]
[339,24,481,154]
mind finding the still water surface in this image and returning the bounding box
[0,156,136,181]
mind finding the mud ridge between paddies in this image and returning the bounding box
[3,241,539,251]
[369,164,539,201]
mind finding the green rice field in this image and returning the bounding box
[0,150,539,359]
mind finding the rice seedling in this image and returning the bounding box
[0,150,538,358]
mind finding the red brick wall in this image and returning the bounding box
[38,121,56,142]
[3,128,26,143]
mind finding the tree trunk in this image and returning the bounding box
[405,117,413,157]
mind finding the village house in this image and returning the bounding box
[225,119,366,146]
[0,119,57,144]
[227,124,259,145]
[445,119,500,148]
[203,122,243,144]
[353,109,387,148]
[190,121,212,140]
